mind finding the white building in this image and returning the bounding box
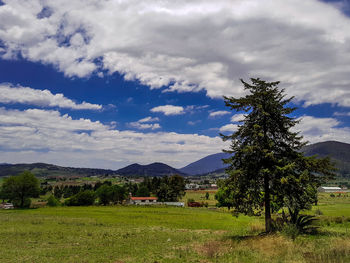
[129,197,158,205]
[185,183,199,190]
[0,203,14,209]
[318,186,343,192]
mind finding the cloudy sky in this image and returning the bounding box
[0,0,349,169]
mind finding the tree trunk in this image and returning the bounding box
[264,174,272,232]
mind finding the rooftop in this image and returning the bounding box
[130,197,158,200]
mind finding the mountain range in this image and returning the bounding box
[179,152,230,175]
[116,162,186,177]
[0,163,117,177]
[179,140,350,176]
[0,141,349,177]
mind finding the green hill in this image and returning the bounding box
[0,163,117,177]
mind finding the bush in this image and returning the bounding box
[334,216,343,224]
[295,214,319,234]
[282,224,300,240]
[65,190,96,206]
[13,198,31,208]
[47,195,60,207]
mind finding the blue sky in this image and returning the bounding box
[0,0,349,169]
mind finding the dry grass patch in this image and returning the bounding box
[240,235,295,258]
[303,238,350,263]
[194,240,232,259]
[249,222,265,234]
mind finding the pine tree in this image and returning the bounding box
[221,78,335,232]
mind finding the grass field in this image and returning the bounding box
[1,193,350,262]
[181,190,218,206]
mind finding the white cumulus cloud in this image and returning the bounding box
[151,105,185,116]
[219,114,350,143]
[1,0,350,106]
[128,116,161,130]
[0,108,226,168]
[219,124,239,133]
[0,83,102,110]
[138,116,160,123]
[296,115,350,144]
[209,111,230,118]
[231,114,246,123]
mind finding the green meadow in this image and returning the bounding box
[0,193,350,263]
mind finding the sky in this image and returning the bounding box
[0,0,349,169]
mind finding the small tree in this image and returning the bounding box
[111,185,127,204]
[1,171,40,208]
[96,184,113,205]
[205,192,210,200]
[135,185,150,197]
[65,190,96,206]
[221,78,335,232]
[47,195,60,207]
[155,175,186,202]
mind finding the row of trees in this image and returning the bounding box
[125,175,186,201]
[0,172,186,207]
[217,78,336,232]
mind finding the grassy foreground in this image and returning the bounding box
[1,194,350,262]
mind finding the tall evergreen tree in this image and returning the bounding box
[221,78,335,232]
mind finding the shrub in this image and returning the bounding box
[334,217,343,224]
[282,224,300,240]
[12,198,31,208]
[187,198,195,203]
[47,195,60,207]
[65,190,96,206]
[295,214,319,234]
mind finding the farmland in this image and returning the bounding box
[0,192,350,263]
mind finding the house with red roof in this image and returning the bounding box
[129,196,158,205]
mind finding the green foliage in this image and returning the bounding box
[220,78,336,232]
[92,184,128,205]
[65,190,96,206]
[282,223,300,240]
[215,187,234,210]
[282,214,318,240]
[205,192,209,200]
[53,186,63,199]
[294,214,318,233]
[135,185,150,197]
[96,184,113,205]
[47,195,60,207]
[1,171,40,208]
[156,175,186,202]
[110,184,128,204]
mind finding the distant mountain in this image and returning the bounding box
[179,152,230,176]
[302,141,350,177]
[180,141,350,177]
[1,141,348,178]
[0,163,117,177]
[116,162,186,177]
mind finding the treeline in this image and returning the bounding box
[126,175,186,202]
[0,171,185,207]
